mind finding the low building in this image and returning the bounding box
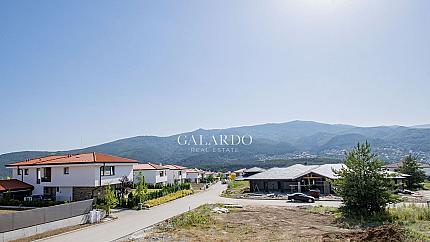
[246,164,344,195]
[6,153,138,201]
[164,164,187,184]
[247,163,411,195]
[0,179,33,200]
[233,168,246,177]
[383,162,430,172]
[133,163,167,185]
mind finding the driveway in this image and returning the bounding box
[40,183,340,242]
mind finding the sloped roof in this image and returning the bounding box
[244,167,266,173]
[163,164,187,170]
[0,179,33,192]
[311,164,345,179]
[245,164,343,180]
[186,168,201,173]
[7,153,138,167]
[133,163,165,170]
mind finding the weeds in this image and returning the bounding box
[169,204,214,228]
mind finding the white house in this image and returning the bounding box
[6,152,138,201]
[133,163,167,185]
[185,168,203,183]
[163,164,187,184]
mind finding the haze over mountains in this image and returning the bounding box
[1,120,430,177]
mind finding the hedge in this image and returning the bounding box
[144,190,193,208]
[0,199,64,207]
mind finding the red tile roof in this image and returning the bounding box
[6,153,138,167]
[163,164,186,170]
[0,179,33,192]
[133,163,165,170]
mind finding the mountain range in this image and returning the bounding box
[1,120,430,178]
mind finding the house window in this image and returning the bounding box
[100,166,115,176]
[159,171,164,177]
[41,167,51,182]
[17,169,22,175]
[37,168,41,184]
[64,167,69,175]
[178,171,182,176]
[24,169,29,175]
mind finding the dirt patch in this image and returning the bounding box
[139,205,402,241]
[324,225,406,242]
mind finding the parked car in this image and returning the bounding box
[397,189,413,195]
[287,193,315,203]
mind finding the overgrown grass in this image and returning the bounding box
[310,205,340,216]
[223,181,249,197]
[169,204,215,228]
[389,204,430,224]
[421,181,430,190]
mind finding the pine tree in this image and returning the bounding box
[397,154,426,190]
[333,142,396,218]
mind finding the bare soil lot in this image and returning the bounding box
[140,205,406,242]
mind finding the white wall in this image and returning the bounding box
[133,169,167,185]
[166,169,186,184]
[9,163,135,196]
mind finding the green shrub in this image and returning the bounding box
[144,190,193,208]
[0,199,64,207]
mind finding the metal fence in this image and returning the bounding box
[0,199,93,233]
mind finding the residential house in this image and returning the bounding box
[133,163,167,185]
[164,164,187,184]
[247,163,411,195]
[233,168,246,177]
[6,153,138,201]
[245,164,344,195]
[243,167,265,177]
[185,168,203,183]
[0,179,33,200]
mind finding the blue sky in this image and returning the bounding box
[1,0,429,153]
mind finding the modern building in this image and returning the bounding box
[164,164,187,184]
[247,163,411,195]
[185,168,203,183]
[246,164,344,195]
[6,153,138,201]
[0,179,33,200]
[133,163,167,185]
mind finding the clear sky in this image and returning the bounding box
[1,0,429,154]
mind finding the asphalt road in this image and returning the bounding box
[40,183,341,242]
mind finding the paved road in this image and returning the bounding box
[40,183,340,242]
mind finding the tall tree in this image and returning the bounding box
[333,142,396,218]
[397,154,426,190]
